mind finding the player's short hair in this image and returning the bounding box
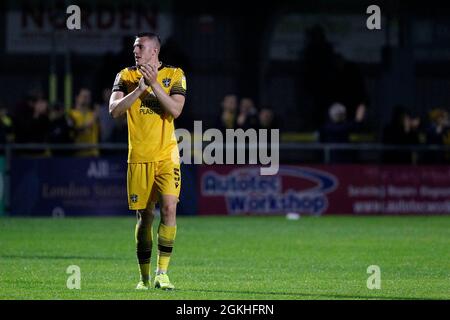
[136,32,161,47]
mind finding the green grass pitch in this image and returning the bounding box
[0,215,449,300]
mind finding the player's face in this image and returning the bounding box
[133,37,157,66]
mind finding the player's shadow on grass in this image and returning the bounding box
[0,254,128,261]
[179,288,430,300]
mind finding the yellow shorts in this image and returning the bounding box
[127,160,181,210]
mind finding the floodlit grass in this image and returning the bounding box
[0,216,448,300]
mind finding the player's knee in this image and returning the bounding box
[161,202,177,219]
[145,205,156,217]
[136,208,155,225]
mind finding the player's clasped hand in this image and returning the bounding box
[139,64,158,88]
[138,76,149,91]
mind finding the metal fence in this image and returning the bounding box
[2,142,450,163]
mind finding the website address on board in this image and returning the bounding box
[353,200,450,214]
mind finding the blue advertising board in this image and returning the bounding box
[11,157,197,216]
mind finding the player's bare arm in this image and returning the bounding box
[139,64,185,119]
[109,77,148,118]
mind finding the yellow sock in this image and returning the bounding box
[157,223,177,273]
[135,223,153,282]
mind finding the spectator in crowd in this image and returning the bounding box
[30,97,51,143]
[236,97,259,130]
[48,102,75,155]
[382,105,421,163]
[426,108,450,145]
[383,105,421,145]
[319,102,366,163]
[69,88,99,157]
[97,88,115,143]
[0,102,13,144]
[257,107,278,130]
[424,108,450,163]
[319,102,366,143]
[14,91,43,144]
[14,95,51,156]
[216,94,238,132]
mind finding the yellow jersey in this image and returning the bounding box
[69,109,99,157]
[112,63,186,163]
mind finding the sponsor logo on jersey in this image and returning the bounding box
[139,95,163,115]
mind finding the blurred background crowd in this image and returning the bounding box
[1,0,450,164]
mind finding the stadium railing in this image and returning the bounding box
[1,142,450,163]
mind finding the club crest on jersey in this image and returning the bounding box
[162,78,171,87]
[130,194,138,203]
